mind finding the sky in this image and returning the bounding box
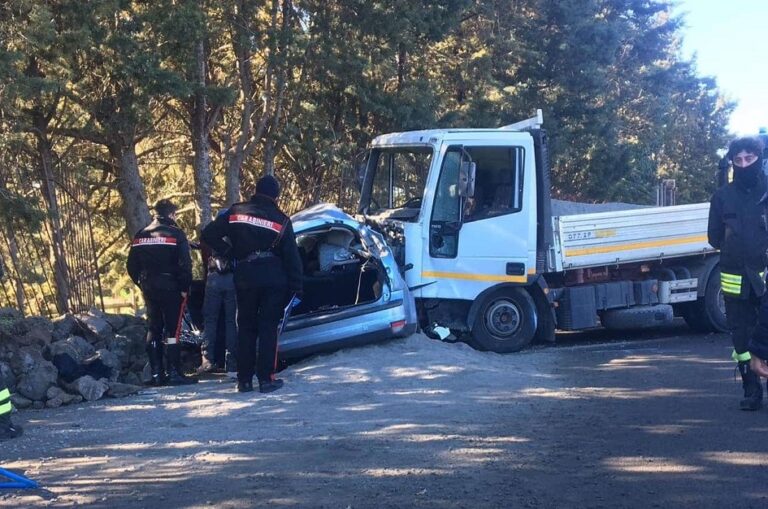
[675,0,768,135]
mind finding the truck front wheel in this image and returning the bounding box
[470,288,537,353]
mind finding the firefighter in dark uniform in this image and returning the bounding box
[0,384,21,439]
[0,258,23,440]
[708,136,768,410]
[127,199,197,386]
[202,175,303,393]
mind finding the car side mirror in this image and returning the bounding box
[458,161,476,198]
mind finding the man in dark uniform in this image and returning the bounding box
[202,175,303,393]
[708,136,768,410]
[127,199,197,386]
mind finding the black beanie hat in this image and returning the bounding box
[255,175,281,199]
[153,199,178,217]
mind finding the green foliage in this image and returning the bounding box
[0,0,738,311]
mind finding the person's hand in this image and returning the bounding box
[750,355,768,378]
[181,291,188,299]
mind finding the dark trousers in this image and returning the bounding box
[236,286,286,384]
[202,272,238,370]
[724,294,760,356]
[144,288,184,344]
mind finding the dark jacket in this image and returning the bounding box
[201,194,303,292]
[708,177,768,295]
[127,216,193,292]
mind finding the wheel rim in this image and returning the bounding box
[716,286,725,317]
[484,298,522,339]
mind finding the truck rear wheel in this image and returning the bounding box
[681,268,727,333]
[470,288,537,353]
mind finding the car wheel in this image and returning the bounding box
[681,268,728,333]
[470,288,537,353]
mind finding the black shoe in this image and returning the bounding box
[259,379,284,394]
[740,397,763,411]
[0,418,23,440]
[146,372,169,387]
[167,370,198,385]
[237,381,253,393]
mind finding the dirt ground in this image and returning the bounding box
[2,327,768,508]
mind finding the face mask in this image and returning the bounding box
[733,157,763,188]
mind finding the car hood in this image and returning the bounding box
[291,203,363,234]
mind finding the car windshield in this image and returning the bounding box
[366,147,432,211]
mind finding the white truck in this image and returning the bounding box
[356,111,725,352]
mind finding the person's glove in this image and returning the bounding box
[751,355,768,378]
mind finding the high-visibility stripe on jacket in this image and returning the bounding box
[732,350,752,362]
[720,271,743,296]
[0,387,12,417]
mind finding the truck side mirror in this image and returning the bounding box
[458,161,476,197]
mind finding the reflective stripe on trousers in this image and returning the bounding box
[0,387,12,416]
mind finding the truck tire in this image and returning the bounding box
[470,287,537,353]
[681,268,728,333]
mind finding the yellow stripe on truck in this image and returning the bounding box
[422,271,528,283]
[564,235,709,258]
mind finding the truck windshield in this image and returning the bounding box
[365,147,432,211]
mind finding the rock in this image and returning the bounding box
[32,400,45,410]
[120,371,142,387]
[0,314,28,338]
[17,316,53,347]
[0,361,15,391]
[119,324,147,345]
[75,310,114,344]
[46,336,96,364]
[0,307,23,322]
[16,360,58,401]
[9,346,44,376]
[10,393,32,409]
[47,386,78,406]
[119,315,147,330]
[52,314,81,342]
[46,397,63,408]
[141,362,152,384]
[70,395,83,404]
[110,334,144,371]
[67,375,109,401]
[106,381,142,398]
[46,386,65,400]
[0,337,19,363]
[104,314,128,332]
[94,349,121,381]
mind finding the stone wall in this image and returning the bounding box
[0,307,149,409]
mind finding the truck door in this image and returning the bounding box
[421,142,535,300]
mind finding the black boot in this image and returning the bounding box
[0,413,23,440]
[166,343,198,385]
[259,378,284,394]
[738,361,763,411]
[145,340,167,386]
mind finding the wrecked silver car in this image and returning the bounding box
[277,204,417,358]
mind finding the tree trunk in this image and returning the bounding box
[6,233,25,312]
[110,142,151,237]
[225,0,257,204]
[191,36,213,227]
[34,129,71,313]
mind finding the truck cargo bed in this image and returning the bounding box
[553,203,713,270]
